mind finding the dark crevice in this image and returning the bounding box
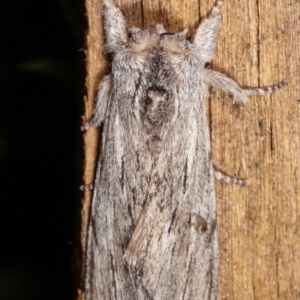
[275,235,280,298]
[256,0,261,86]
[121,156,125,190]
[141,0,145,28]
[258,118,264,137]
[253,4,260,296]
[270,124,274,155]
[198,0,201,23]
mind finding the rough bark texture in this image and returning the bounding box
[80,0,300,299]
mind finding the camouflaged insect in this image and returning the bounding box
[82,0,287,299]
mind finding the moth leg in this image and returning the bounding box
[80,184,94,191]
[214,169,248,186]
[203,69,288,103]
[81,75,112,131]
[81,119,96,131]
[244,80,288,96]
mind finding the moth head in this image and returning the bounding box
[103,0,220,63]
[103,0,214,85]
[126,28,191,57]
[103,0,207,54]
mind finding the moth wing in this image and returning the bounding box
[81,75,112,130]
[125,108,219,299]
[85,96,153,299]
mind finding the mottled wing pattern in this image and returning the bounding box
[125,83,219,299]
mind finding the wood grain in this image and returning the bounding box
[80,0,300,299]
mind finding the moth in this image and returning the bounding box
[82,0,287,299]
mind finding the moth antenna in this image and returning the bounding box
[102,0,127,52]
[192,0,224,62]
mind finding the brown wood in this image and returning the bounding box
[80,0,300,299]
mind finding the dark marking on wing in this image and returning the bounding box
[168,206,178,233]
[120,156,125,190]
[160,32,175,36]
[190,213,208,232]
[110,252,117,299]
[206,219,217,244]
[207,256,215,300]
[183,159,188,194]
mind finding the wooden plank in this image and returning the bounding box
[80,0,300,299]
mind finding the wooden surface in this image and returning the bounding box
[80,0,300,299]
